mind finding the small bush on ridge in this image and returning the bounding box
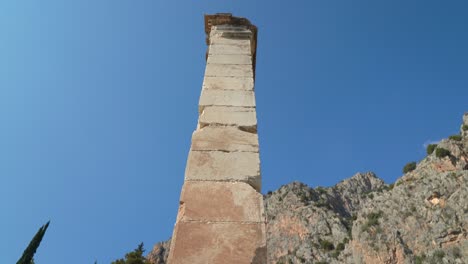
[403,162,417,173]
[426,144,437,154]
[449,134,462,141]
[435,148,451,158]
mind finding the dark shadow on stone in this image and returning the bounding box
[252,246,267,264]
[449,155,457,166]
[239,125,257,134]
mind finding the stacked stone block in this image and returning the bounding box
[167,14,266,264]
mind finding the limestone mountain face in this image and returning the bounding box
[147,240,171,264]
[347,115,468,264]
[148,113,468,264]
[263,173,383,264]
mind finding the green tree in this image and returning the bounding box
[17,221,50,264]
[112,243,150,264]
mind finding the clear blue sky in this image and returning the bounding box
[1,1,467,263]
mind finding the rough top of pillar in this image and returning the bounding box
[204,13,257,46]
[204,13,257,74]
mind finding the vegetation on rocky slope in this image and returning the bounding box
[111,243,151,264]
[140,113,468,264]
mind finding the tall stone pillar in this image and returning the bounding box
[167,14,266,264]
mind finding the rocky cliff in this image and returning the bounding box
[148,113,468,264]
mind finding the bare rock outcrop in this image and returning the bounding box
[349,115,468,264]
[264,172,386,264]
[147,114,468,264]
[146,239,171,264]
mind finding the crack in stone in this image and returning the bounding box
[198,122,257,134]
[191,149,259,153]
[184,179,262,194]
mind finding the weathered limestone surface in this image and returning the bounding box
[168,222,266,264]
[210,37,251,46]
[207,54,252,65]
[191,126,258,152]
[199,106,257,131]
[209,26,253,45]
[211,25,253,34]
[203,76,254,91]
[199,89,255,109]
[168,14,265,264]
[204,64,254,77]
[209,44,251,55]
[185,151,261,191]
[177,181,264,222]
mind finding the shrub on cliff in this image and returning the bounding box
[361,211,383,232]
[426,144,437,155]
[414,255,426,264]
[319,239,334,251]
[435,148,451,158]
[403,162,417,173]
[432,250,445,261]
[336,242,345,251]
[449,134,462,141]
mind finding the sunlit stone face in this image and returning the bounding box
[167,14,266,264]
